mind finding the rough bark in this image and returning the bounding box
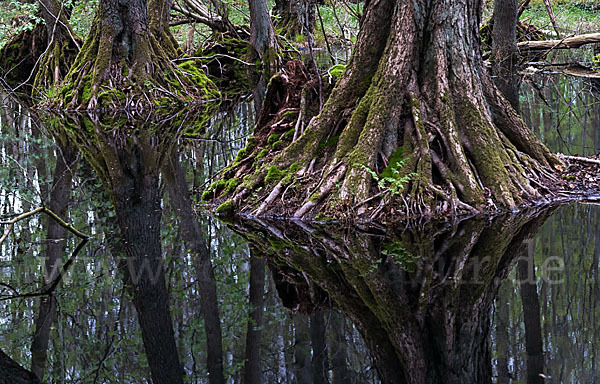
[30,141,77,380]
[32,0,82,95]
[274,0,316,38]
[227,206,555,383]
[208,0,561,221]
[0,350,41,384]
[491,0,520,111]
[55,0,218,110]
[243,249,266,384]
[162,150,225,384]
[248,0,278,63]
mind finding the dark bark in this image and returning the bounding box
[293,315,314,384]
[243,249,266,384]
[491,0,521,111]
[30,141,77,380]
[211,0,561,221]
[329,311,350,384]
[227,206,555,383]
[0,349,41,384]
[518,241,545,384]
[310,310,329,384]
[162,150,225,384]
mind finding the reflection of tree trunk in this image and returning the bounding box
[495,284,511,384]
[161,150,225,384]
[30,142,76,380]
[230,207,554,383]
[329,311,350,384]
[518,241,545,384]
[310,310,328,384]
[293,315,314,384]
[244,248,266,384]
[0,349,40,384]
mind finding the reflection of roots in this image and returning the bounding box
[229,206,553,383]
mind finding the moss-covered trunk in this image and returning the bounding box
[274,0,315,39]
[55,0,218,109]
[207,0,562,221]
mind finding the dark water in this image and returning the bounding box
[0,70,599,383]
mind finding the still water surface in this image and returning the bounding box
[0,71,599,383]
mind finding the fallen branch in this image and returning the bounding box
[518,33,600,51]
[560,154,600,165]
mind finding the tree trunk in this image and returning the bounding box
[518,241,545,383]
[248,0,277,63]
[162,150,225,384]
[32,0,82,94]
[293,315,314,384]
[210,0,562,221]
[491,0,520,111]
[274,0,316,38]
[57,0,217,109]
[243,249,266,384]
[0,349,40,384]
[30,141,77,380]
[310,310,329,384]
[329,311,350,384]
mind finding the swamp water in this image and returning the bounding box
[0,71,599,383]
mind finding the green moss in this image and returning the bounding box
[281,128,295,141]
[256,148,269,161]
[265,166,285,183]
[234,148,248,162]
[224,177,241,194]
[272,140,286,150]
[267,133,281,145]
[201,189,213,201]
[216,200,235,216]
[329,64,346,79]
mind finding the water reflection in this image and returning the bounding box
[1,97,600,383]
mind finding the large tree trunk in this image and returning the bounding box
[210,0,561,221]
[56,0,217,109]
[248,0,277,62]
[51,114,188,384]
[32,0,82,94]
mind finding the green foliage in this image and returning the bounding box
[355,159,416,196]
[0,1,40,48]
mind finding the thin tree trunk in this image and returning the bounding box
[293,315,314,384]
[329,311,350,384]
[244,248,266,384]
[162,150,225,384]
[491,0,520,112]
[310,310,329,384]
[248,0,277,61]
[518,241,545,384]
[30,142,77,380]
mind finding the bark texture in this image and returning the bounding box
[209,0,561,221]
[55,0,218,109]
[491,0,520,111]
[0,350,40,384]
[274,0,316,38]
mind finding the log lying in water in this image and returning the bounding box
[518,33,600,51]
